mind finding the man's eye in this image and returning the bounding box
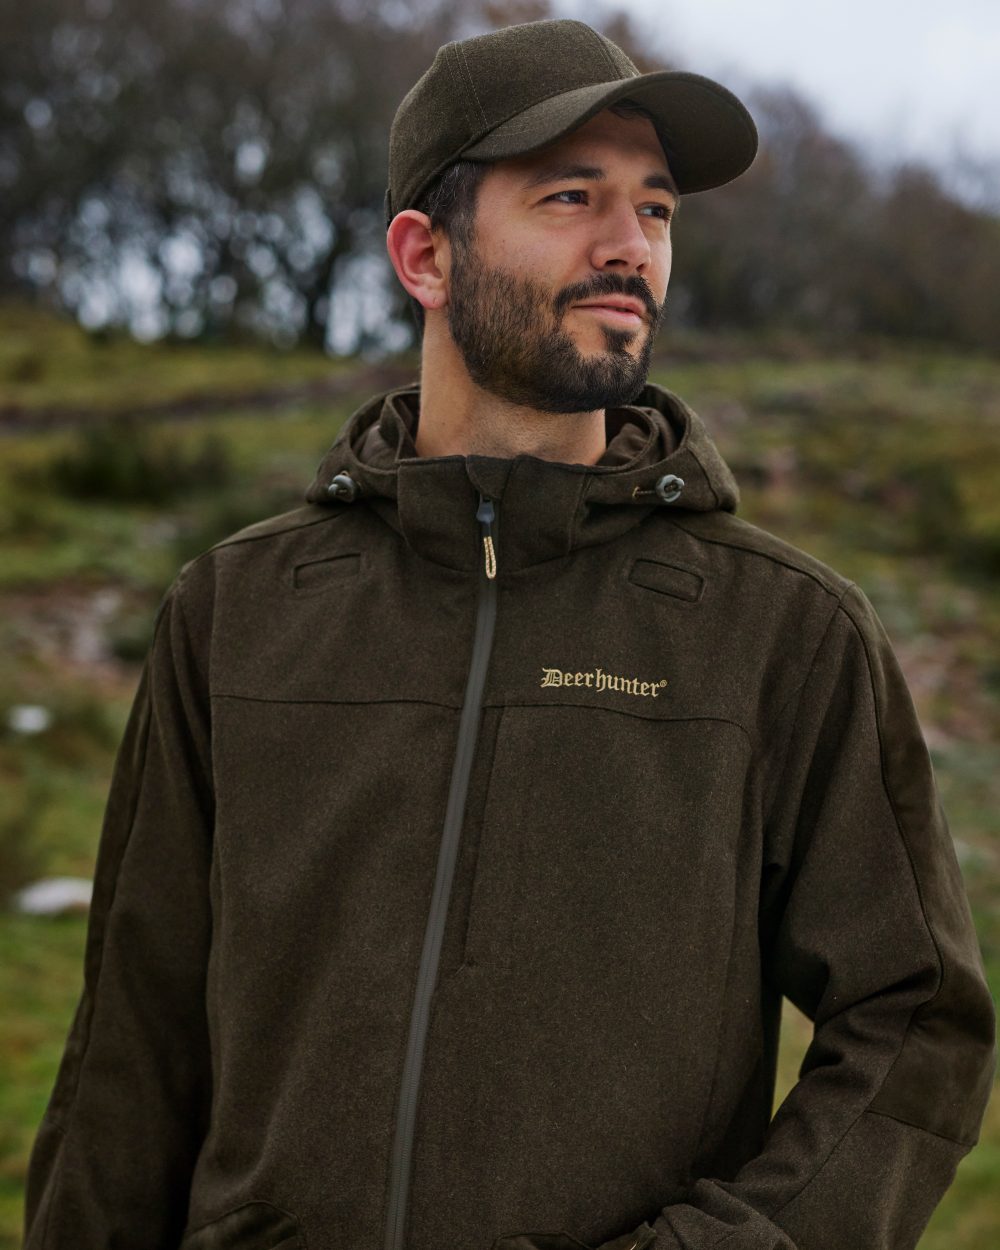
[546,190,673,220]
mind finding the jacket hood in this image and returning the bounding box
[304,380,739,573]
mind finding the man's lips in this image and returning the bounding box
[574,301,645,324]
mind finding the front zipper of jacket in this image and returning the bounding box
[383,490,500,1250]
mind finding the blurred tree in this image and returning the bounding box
[0,0,998,353]
[669,85,879,336]
[854,163,1000,349]
[0,0,522,350]
[667,81,1000,353]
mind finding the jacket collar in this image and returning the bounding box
[303,381,739,574]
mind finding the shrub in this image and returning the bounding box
[45,416,234,504]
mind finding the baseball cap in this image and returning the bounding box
[384,18,758,229]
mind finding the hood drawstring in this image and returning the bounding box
[632,473,685,504]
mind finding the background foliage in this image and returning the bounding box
[2,0,998,352]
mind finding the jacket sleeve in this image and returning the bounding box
[626,581,997,1250]
[22,567,215,1250]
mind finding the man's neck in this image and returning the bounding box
[413,334,608,465]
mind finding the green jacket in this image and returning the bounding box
[23,382,996,1250]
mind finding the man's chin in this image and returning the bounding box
[570,328,649,361]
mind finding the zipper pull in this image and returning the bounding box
[476,494,497,580]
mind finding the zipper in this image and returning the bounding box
[383,490,500,1250]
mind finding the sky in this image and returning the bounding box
[555,0,998,202]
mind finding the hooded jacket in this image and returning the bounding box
[23,381,997,1250]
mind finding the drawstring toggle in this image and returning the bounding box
[327,472,358,502]
[654,473,685,503]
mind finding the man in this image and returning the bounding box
[23,18,996,1250]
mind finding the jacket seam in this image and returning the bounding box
[211,692,464,709]
[754,591,850,1010]
[174,571,212,709]
[754,1088,972,1239]
[209,693,752,743]
[664,514,850,599]
[171,575,216,822]
[507,703,754,744]
[861,1105,978,1148]
[212,508,346,547]
[754,583,855,774]
[183,508,347,572]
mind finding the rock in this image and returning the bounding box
[11,876,93,915]
[6,704,52,734]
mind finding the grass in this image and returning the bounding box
[0,913,87,1236]
[1,307,998,1247]
[0,407,351,591]
[0,297,357,414]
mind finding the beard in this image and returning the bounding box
[444,231,663,414]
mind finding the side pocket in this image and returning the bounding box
[491,1235,592,1250]
[179,1200,303,1249]
[492,1223,656,1250]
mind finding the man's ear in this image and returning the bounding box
[386,210,449,313]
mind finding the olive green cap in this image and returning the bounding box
[384,17,758,229]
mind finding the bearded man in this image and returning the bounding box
[24,18,995,1250]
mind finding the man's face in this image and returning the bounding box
[442,108,675,414]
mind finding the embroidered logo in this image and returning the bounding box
[540,666,668,698]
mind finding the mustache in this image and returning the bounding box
[556,281,660,322]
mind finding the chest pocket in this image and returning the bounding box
[627,556,704,604]
[291,551,362,593]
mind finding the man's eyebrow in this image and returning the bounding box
[520,161,679,203]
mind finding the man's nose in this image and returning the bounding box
[589,200,653,272]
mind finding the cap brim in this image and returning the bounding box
[461,71,758,194]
